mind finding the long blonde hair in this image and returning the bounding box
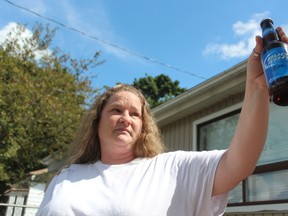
[66,84,165,165]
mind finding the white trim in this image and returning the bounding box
[0,203,39,209]
[192,102,242,151]
[226,203,288,212]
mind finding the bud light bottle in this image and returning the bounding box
[260,18,288,106]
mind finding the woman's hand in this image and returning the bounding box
[277,26,288,43]
[246,35,266,90]
[246,27,288,92]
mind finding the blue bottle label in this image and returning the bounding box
[261,46,288,86]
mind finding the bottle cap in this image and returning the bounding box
[260,18,274,28]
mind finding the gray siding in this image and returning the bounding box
[160,92,244,152]
[161,115,193,151]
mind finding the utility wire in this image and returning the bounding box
[2,0,207,80]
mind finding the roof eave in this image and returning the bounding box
[152,60,247,126]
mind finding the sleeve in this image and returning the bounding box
[176,150,228,215]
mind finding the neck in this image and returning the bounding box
[101,151,136,165]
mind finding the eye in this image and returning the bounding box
[111,108,121,113]
[131,112,141,118]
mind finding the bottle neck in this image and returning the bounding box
[262,23,280,47]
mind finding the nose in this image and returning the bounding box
[119,114,131,125]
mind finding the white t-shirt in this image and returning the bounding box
[36,150,228,216]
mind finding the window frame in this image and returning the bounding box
[193,102,288,210]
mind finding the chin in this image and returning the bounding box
[115,139,134,148]
[116,136,132,144]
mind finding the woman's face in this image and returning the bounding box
[98,91,143,162]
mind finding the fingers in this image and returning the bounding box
[250,26,287,59]
[250,35,263,59]
[254,35,263,54]
[277,26,288,43]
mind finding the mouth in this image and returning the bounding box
[115,128,131,135]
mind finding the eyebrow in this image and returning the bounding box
[109,102,141,111]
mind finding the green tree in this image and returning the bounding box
[132,74,186,108]
[0,23,103,194]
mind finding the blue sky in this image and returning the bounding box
[1,0,288,91]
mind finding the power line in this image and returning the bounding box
[2,0,207,80]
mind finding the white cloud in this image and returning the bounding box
[203,12,270,60]
[0,22,19,43]
[233,19,259,36]
[0,22,51,59]
[2,0,134,61]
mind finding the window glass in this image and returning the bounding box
[198,111,242,204]
[228,182,243,203]
[257,103,288,165]
[246,169,288,202]
[198,112,239,151]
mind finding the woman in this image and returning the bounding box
[37,27,288,216]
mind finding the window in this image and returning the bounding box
[5,192,28,216]
[196,103,288,206]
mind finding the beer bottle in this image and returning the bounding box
[260,18,288,106]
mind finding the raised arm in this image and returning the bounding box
[212,27,288,196]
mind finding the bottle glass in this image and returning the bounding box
[260,18,288,106]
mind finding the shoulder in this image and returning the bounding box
[156,150,226,161]
[153,150,226,170]
[51,163,99,183]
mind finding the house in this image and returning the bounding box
[3,169,47,216]
[152,59,288,215]
[2,150,65,216]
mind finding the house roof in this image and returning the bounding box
[4,188,29,195]
[29,168,48,176]
[152,60,247,127]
